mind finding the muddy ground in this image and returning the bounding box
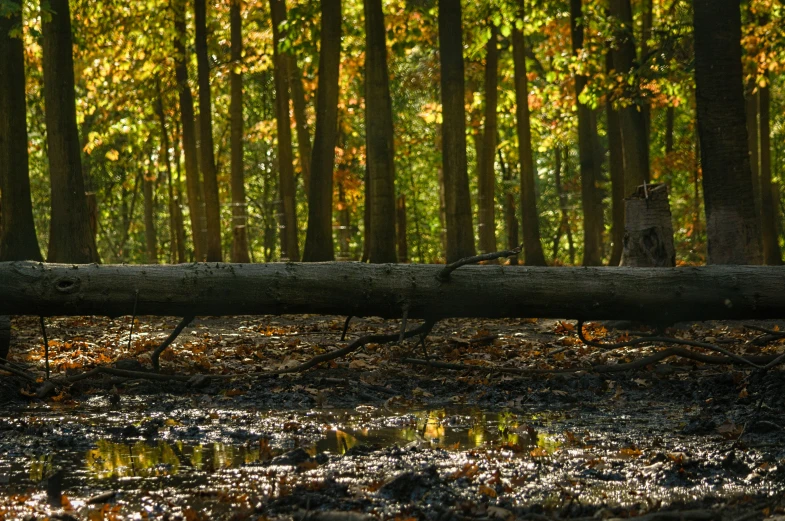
[1,315,784,520]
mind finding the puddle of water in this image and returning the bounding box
[0,405,782,519]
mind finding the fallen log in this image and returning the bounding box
[0,261,784,323]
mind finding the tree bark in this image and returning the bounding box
[270,0,300,261]
[396,194,408,263]
[364,0,397,263]
[606,53,625,267]
[499,151,519,262]
[289,57,312,194]
[3,261,785,325]
[230,0,251,263]
[745,86,761,222]
[610,0,650,192]
[172,118,188,263]
[512,15,546,266]
[303,0,341,262]
[143,172,157,264]
[477,24,499,257]
[694,0,761,264]
[154,82,186,264]
[194,0,223,262]
[569,0,602,266]
[173,0,206,261]
[40,0,99,263]
[620,184,676,267]
[758,78,782,265]
[337,179,352,260]
[438,0,475,263]
[0,0,42,262]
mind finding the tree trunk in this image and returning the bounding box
[289,57,312,194]
[477,24,499,257]
[620,184,676,267]
[143,172,157,264]
[303,0,341,262]
[610,0,650,192]
[0,0,42,262]
[270,0,300,261]
[499,151,519,263]
[758,78,782,265]
[606,53,625,266]
[4,261,785,325]
[337,180,351,260]
[154,82,185,264]
[640,0,653,142]
[229,0,251,263]
[173,0,206,261]
[512,14,546,266]
[172,118,188,263]
[396,194,408,263]
[694,0,761,264]
[569,0,602,266]
[364,0,397,263]
[745,86,761,221]
[194,0,223,262]
[438,0,475,263]
[40,0,99,263]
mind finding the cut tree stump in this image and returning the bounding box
[621,183,676,267]
[0,261,784,324]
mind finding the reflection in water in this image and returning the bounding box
[61,410,561,481]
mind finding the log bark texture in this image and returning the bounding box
[1,262,784,324]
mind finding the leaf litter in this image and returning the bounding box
[0,314,784,520]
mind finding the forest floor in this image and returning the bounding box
[1,314,785,521]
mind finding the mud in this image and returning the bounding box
[1,315,784,520]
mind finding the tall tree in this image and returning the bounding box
[438,0,475,263]
[143,169,157,263]
[40,0,99,263]
[303,0,342,262]
[0,0,42,261]
[230,0,251,263]
[289,58,312,193]
[194,0,222,261]
[270,0,300,261]
[512,8,546,266]
[606,51,624,266]
[478,24,498,257]
[173,0,205,261]
[364,0,397,263]
[693,0,761,264]
[569,0,602,265]
[609,0,649,193]
[154,81,186,264]
[758,76,782,264]
[745,85,761,219]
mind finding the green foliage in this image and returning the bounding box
[11,0,785,265]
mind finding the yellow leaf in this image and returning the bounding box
[105,149,119,161]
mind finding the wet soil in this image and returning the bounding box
[1,315,784,520]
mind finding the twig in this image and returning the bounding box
[262,320,436,376]
[436,245,522,282]
[341,316,353,341]
[151,315,195,372]
[0,360,37,382]
[40,316,50,380]
[576,320,769,369]
[744,324,785,337]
